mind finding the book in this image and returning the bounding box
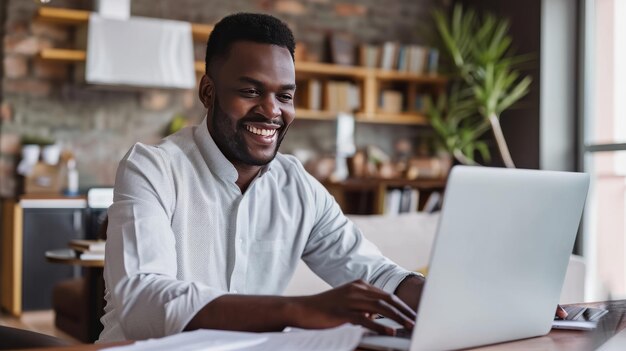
[422,191,442,213]
[413,93,427,112]
[427,48,439,74]
[408,45,427,74]
[69,239,106,253]
[395,188,420,213]
[409,188,420,212]
[329,33,356,66]
[307,79,322,110]
[380,42,398,70]
[80,251,105,260]
[380,90,403,113]
[326,81,361,113]
[359,44,380,68]
[384,189,402,215]
[396,46,407,72]
[399,187,412,213]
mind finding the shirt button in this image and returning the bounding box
[238,238,244,244]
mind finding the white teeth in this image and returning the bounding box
[246,125,277,137]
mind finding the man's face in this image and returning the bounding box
[202,41,296,166]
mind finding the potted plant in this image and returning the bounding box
[427,4,532,168]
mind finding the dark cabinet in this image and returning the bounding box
[22,208,85,311]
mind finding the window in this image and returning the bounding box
[582,0,626,300]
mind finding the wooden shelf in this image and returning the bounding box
[375,69,447,83]
[36,7,90,24]
[36,49,443,96]
[295,109,337,121]
[38,48,86,62]
[294,109,429,125]
[296,61,369,77]
[35,7,213,41]
[355,112,429,125]
[194,61,205,74]
[326,177,447,190]
[296,61,447,83]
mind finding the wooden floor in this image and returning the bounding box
[0,310,80,344]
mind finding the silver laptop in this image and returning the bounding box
[360,166,590,351]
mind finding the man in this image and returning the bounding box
[99,13,423,342]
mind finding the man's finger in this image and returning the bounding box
[356,316,396,336]
[556,305,568,319]
[351,298,415,330]
[360,288,417,320]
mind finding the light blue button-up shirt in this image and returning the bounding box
[99,117,415,342]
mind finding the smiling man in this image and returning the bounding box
[99,13,425,342]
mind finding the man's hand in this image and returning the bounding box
[186,279,421,336]
[290,280,416,335]
[556,305,568,319]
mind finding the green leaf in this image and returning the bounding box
[475,141,491,162]
[430,4,533,166]
[497,76,532,113]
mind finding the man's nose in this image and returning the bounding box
[256,95,281,119]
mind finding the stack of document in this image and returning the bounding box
[69,239,106,260]
[103,324,363,351]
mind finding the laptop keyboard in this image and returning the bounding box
[557,306,608,321]
[394,328,412,339]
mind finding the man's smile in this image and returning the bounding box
[245,124,278,137]
[243,123,280,146]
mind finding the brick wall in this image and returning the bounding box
[0,0,443,196]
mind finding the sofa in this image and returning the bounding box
[283,212,585,304]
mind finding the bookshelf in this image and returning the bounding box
[34,7,447,125]
[324,178,446,215]
[32,7,451,213]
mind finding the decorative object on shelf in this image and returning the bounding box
[333,113,356,181]
[427,4,532,168]
[328,32,356,66]
[347,150,367,178]
[294,41,308,62]
[63,158,79,196]
[405,155,451,180]
[304,156,336,181]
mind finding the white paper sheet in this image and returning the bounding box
[102,324,363,351]
[241,324,364,351]
[102,329,267,351]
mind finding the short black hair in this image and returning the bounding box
[205,13,296,73]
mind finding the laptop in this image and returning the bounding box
[360,166,590,351]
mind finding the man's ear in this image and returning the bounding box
[199,74,215,110]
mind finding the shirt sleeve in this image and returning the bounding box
[103,143,226,340]
[300,172,419,294]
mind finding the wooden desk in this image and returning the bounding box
[20,300,626,351]
[45,249,105,342]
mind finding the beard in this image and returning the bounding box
[209,99,289,166]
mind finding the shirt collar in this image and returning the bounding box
[193,115,272,184]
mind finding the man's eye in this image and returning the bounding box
[278,94,293,102]
[240,89,260,97]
